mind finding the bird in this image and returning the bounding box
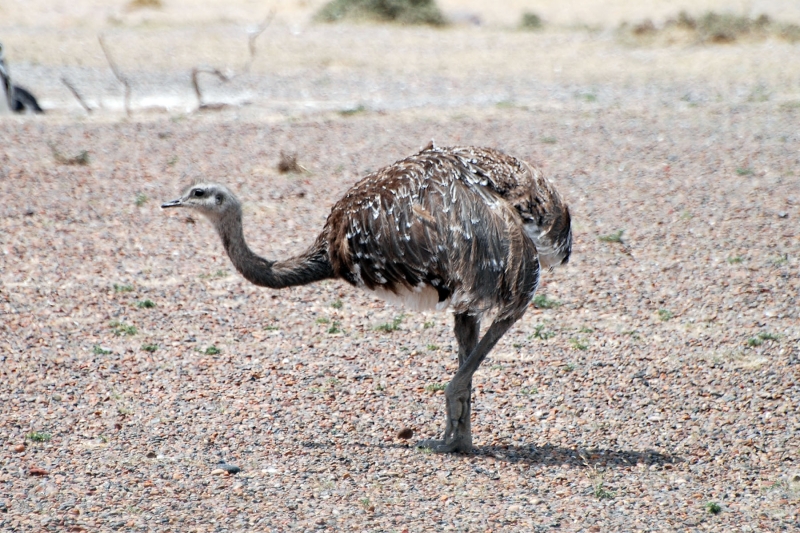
[162,143,572,453]
[0,42,44,115]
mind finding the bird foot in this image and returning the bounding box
[415,381,474,453]
[416,437,472,454]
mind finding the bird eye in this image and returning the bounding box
[193,189,204,197]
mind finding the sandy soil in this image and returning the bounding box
[1,1,799,532]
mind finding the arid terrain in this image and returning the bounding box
[1,1,799,532]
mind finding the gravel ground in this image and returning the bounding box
[2,102,798,532]
[1,4,800,531]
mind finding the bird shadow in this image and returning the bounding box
[472,443,680,469]
[300,440,680,469]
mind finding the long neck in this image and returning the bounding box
[214,204,334,289]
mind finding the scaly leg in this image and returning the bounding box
[418,314,517,453]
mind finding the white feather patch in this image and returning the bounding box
[368,284,449,312]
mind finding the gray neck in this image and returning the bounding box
[213,203,334,289]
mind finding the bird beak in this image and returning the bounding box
[161,198,183,208]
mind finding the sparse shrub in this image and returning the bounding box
[780,24,800,42]
[599,230,624,243]
[141,343,158,352]
[657,309,674,321]
[532,294,560,309]
[136,299,156,308]
[204,345,221,355]
[622,10,796,45]
[705,501,721,514]
[425,382,446,392]
[315,0,446,26]
[747,332,780,347]
[569,338,588,351]
[50,143,90,165]
[128,0,163,8]
[27,431,51,442]
[110,320,137,336]
[375,315,404,332]
[594,480,616,500]
[135,193,147,207]
[328,321,343,334]
[114,283,134,293]
[93,345,112,355]
[520,12,543,31]
[331,299,343,309]
[339,105,367,116]
[530,324,555,340]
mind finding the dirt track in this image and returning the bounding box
[1,2,799,532]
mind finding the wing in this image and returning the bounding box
[429,146,572,269]
[324,151,540,319]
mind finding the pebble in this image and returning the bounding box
[396,427,414,440]
[29,467,49,476]
[216,462,241,474]
[12,444,25,453]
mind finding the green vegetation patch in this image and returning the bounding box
[532,294,560,309]
[110,320,137,336]
[315,0,446,26]
[27,431,52,442]
[520,12,543,31]
[375,315,404,332]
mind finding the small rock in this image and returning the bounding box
[396,427,414,440]
[0,500,7,513]
[145,451,156,459]
[216,463,241,475]
[12,444,26,453]
[211,468,228,476]
[29,466,49,476]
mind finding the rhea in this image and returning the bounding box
[162,144,572,453]
[0,42,44,114]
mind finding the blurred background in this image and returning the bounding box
[1,0,799,116]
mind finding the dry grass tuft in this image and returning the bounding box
[277,152,305,174]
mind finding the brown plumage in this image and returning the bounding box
[162,143,572,453]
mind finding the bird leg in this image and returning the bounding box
[418,314,516,453]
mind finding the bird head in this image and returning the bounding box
[161,183,239,223]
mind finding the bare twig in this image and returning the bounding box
[189,10,274,111]
[190,67,230,109]
[243,10,275,73]
[98,34,131,116]
[60,77,92,114]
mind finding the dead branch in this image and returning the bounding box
[190,10,274,111]
[191,67,231,108]
[60,77,93,114]
[98,34,132,116]
[244,10,275,73]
